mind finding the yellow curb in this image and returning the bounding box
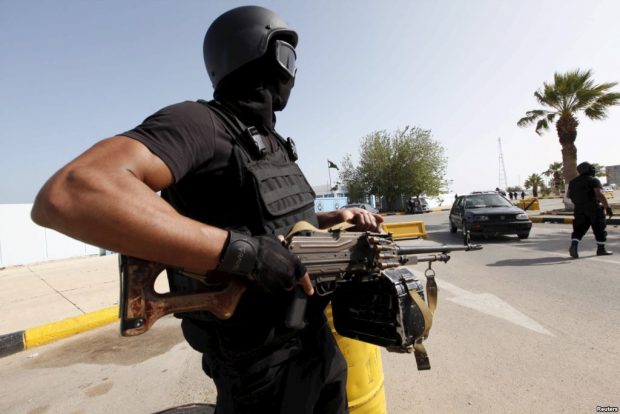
[530,216,573,224]
[24,306,119,349]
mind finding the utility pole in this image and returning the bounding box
[498,137,508,190]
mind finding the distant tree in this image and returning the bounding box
[591,163,606,177]
[517,69,620,188]
[540,182,552,197]
[542,161,564,195]
[524,173,544,197]
[339,154,366,202]
[340,126,447,210]
[507,186,523,192]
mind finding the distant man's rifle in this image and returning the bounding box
[119,222,481,370]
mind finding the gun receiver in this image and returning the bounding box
[119,224,482,368]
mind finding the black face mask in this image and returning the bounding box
[214,41,296,114]
[267,75,294,111]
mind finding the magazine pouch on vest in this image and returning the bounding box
[168,100,317,325]
[203,100,317,234]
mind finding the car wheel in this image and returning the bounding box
[449,220,457,233]
[518,232,530,239]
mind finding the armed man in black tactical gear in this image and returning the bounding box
[567,162,613,258]
[31,6,384,413]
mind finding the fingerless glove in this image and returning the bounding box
[217,231,306,293]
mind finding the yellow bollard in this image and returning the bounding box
[326,304,387,414]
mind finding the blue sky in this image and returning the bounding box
[2,0,620,203]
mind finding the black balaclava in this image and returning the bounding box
[213,53,294,130]
[577,162,596,177]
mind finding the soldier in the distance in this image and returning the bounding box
[567,162,613,258]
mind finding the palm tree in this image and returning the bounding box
[524,173,544,197]
[517,69,620,184]
[542,161,564,195]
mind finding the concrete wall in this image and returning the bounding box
[607,165,619,187]
[1,194,457,268]
[0,204,100,268]
[314,196,348,212]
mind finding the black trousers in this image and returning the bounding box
[571,206,607,243]
[181,318,348,414]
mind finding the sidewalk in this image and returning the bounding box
[0,254,169,358]
[0,255,118,357]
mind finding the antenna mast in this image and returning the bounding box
[498,137,508,190]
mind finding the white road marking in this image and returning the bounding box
[439,280,554,336]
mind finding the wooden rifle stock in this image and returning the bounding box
[119,255,246,336]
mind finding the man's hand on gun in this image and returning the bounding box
[217,231,314,296]
[336,207,384,232]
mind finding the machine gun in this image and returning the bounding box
[119,222,481,370]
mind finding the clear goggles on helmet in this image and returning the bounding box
[272,40,297,79]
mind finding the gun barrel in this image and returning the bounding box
[397,244,482,256]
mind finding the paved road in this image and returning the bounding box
[384,210,619,413]
[1,210,618,413]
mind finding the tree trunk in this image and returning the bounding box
[556,113,578,210]
[561,143,578,182]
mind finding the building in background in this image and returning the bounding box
[313,184,348,213]
[606,164,619,187]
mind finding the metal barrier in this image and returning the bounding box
[381,221,427,240]
[516,197,540,211]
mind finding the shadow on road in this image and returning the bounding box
[486,256,574,267]
[153,403,215,414]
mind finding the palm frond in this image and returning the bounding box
[518,113,541,127]
[572,88,600,110]
[533,91,548,106]
[596,92,620,106]
[583,92,620,120]
[584,104,607,120]
[534,118,549,135]
[540,84,561,108]
[593,81,618,93]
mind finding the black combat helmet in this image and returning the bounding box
[577,162,596,176]
[204,6,298,88]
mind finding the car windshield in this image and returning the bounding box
[464,194,513,208]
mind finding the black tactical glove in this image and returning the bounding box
[217,231,306,293]
[607,207,613,219]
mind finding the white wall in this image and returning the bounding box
[1,196,459,268]
[0,204,100,268]
[426,193,456,209]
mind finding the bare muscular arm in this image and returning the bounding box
[31,136,228,273]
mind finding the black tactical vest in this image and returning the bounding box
[568,174,598,208]
[165,100,320,343]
